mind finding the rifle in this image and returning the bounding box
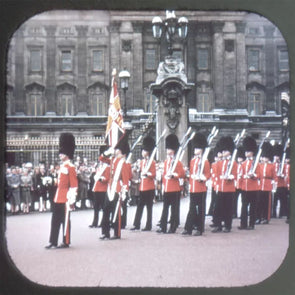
[196,126,219,178]
[179,131,196,162]
[224,129,246,179]
[249,130,271,175]
[142,129,167,175]
[112,134,142,224]
[167,127,193,176]
[278,138,290,176]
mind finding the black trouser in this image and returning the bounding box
[257,191,271,221]
[121,198,128,229]
[133,189,154,230]
[273,187,288,217]
[101,194,120,238]
[214,192,234,230]
[240,190,258,228]
[160,192,180,233]
[208,189,217,216]
[49,202,70,246]
[184,192,206,233]
[91,191,106,226]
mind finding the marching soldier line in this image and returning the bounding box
[39,127,289,248]
[5,129,290,248]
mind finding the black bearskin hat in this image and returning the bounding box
[165,134,179,151]
[261,141,273,159]
[193,133,207,150]
[237,146,245,160]
[273,143,283,157]
[99,145,108,155]
[115,135,130,156]
[243,136,257,154]
[142,136,155,153]
[59,133,75,159]
[219,136,235,153]
[214,138,222,156]
[286,147,290,159]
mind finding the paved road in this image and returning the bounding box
[5,196,289,288]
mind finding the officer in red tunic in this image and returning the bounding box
[233,146,245,218]
[131,136,156,231]
[272,144,288,218]
[157,134,185,234]
[45,133,78,249]
[238,136,259,230]
[89,145,110,228]
[212,136,237,233]
[182,133,210,236]
[256,141,275,224]
[99,136,130,240]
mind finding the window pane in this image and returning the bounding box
[30,50,41,71]
[30,94,42,116]
[248,50,259,71]
[61,94,72,115]
[61,51,72,71]
[199,93,209,112]
[145,49,156,70]
[249,93,261,115]
[197,48,209,70]
[93,50,103,71]
[279,50,289,71]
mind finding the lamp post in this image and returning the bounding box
[118,69,131,118]
[152,10,188,56]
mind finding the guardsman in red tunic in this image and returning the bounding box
[256,142,275,224]
[131,136,156,231]
[272,144,288,218]
[233,146,245,218]
[182,133,210,236]
[285,147,290,223]
[121,157,132,229]
[89,145,110,228]
[212,136,237,233]
[99,137,130,240]
[208,141,222,227]
[239,136,259,230]
[45,133,78,249]
[157,134,185,234]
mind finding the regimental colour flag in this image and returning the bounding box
[105,69,125,148]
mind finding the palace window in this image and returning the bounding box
[278,49,289,71]
[247,49,260,71]
[61,94,73,116]
[30,93,42,116]
[60,50,72,72]
[198,93,210,112]
[30,49,42,72]
[197,48,209,70]
[90,92,105,115]
[248,93,262,115]
[92,50,104,72]
[145,49,157,70]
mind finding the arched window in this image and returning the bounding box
[90,92,105,115]
[60,94,73,116]
[248,92,262,115]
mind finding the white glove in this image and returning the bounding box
[200,174,207,181]
[104,147,114,157]
[227,174,234,180]
[67,188,77,205]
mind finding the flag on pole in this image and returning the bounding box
[105,69,125,148]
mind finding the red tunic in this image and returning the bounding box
[54,160,78,203]
[139,158,156,191]
[241,158,260,191]
[236,162,243,190]
[285,163,290,190]
[217,158,237,193]
[162,157,185,193]
[258,162,275,191]
[92,163,110,192]
[189,157,211,193]
[274,162,287,188]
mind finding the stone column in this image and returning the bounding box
[264,25,276,112]
[14,26,25,114]
[212,22,225,109]
[235,22,247,109]
[76,25,88,114]
[44,26,56,115]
